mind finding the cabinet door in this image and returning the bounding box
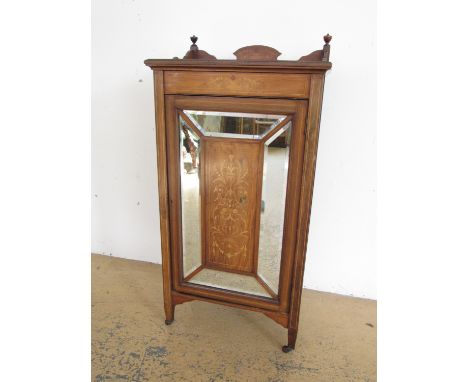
[166,96,307,312]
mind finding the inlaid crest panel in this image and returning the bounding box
[204,141,261,273]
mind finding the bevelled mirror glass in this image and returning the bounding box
[179,110,291,299]
[185,110,285,139]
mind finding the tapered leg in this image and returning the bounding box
[164,299,175,325]
[282,328,298,353]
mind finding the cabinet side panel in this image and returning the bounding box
[153,70,173,319]
[289,74,326,330]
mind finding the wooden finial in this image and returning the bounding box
[322,34,332,62]
[183,35,216,60]
[188,35,199,54]
[298,33,333,62]
[190,35,199,53]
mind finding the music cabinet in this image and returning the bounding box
[144,35,332,352]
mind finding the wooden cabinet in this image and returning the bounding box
[145,35,332,352]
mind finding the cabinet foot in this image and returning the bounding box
[282,327,297,353]
[164,301,175,325]
[282,345,294,353]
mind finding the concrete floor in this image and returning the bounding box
[92,254,376,382]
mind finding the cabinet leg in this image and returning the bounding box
[164,300,175,325]
[282,328,297,353]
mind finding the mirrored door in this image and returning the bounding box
[166,96,307,310]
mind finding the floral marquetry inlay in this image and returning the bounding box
[205,141,260,273]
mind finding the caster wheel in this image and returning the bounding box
[165,319,173,325]
[282,345,294,353]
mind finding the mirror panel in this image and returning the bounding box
[257,122,292,293]
[185,110,285,139]
[179,110,291,300]
[179,116,202,277]
[189,268,270,298]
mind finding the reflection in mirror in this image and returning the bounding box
[184,110,286,139]
[189,268,270,298]
[179,115,202,277]
[257,122,292,294]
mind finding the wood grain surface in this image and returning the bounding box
[204,140,261,273]
[164,71,310,98]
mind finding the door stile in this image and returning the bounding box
[276,102,308,312]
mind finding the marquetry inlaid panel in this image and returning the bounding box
[204,140,261,273]
[164,71,311,99]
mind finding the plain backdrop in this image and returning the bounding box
[92,0,377,299]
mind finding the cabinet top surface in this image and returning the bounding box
[144,59,332,71]
[144,35,333,72]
